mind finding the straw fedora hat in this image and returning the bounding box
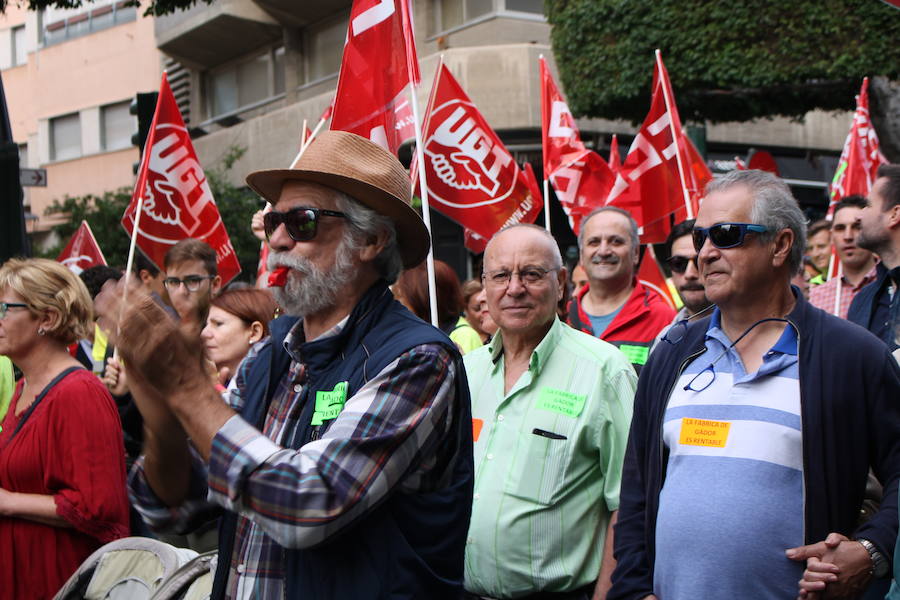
[245,130,429,269]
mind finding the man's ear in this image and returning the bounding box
[556,267,568,302]
[358,229,391,263]
[888,203,900,230]
[772,228,795,268]
[211,276,222,296]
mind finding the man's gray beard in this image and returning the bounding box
[267,241,356,318]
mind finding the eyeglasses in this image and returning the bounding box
[692,223,768,252]
[683,317,792,393]
[482,267,558,287]
[263,207,348,242]
[667,254,699,274]
[163,275,215,293]
[0,302,29,319]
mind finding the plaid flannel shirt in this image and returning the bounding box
[808,265,877,319]
[129,319,458,599]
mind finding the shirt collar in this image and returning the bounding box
[489,316,562,376]
[705,306,798,356]
[283,315,349,362]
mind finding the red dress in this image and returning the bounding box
[0,368,129,599]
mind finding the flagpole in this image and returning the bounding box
[410,57,441,328]
[538,54,552,234]
[655,49,694,219]
[543,178,551,232]
[290,114,328,168]
[832,260,843,317]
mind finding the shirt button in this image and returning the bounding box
[497,415,504,421]
[467,537,474,544]
[293,384,302,393]
[236,564,246,574]
[474,493,480,500]
[486,453,494,460]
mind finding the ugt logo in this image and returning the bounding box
[424,100,516,209]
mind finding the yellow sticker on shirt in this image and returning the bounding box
[679,418,731,448]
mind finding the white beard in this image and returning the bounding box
[267,240,357,318]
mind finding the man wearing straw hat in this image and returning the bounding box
[98,131,474,599]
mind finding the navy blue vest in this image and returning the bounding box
[211,281,473,599]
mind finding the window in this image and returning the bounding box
[50,113,81,161]
[41,0,136,47]
[207,47,285,119]
[11,25,25,66]
[306,15,348,83]
[433,0,543,33]
[436,0,492,32]
[101,101,133,151]
[504,0,543,14]
[18,143,27,168]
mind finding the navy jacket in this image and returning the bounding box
[848,262,899,352]
[211,281,474,599]
[609,291,900,600]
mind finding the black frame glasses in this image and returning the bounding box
[666,254,699,274]
[263,207,348,242]
[0,302,29,319]
[482,267,558,287]
[692,223,768,252]
[163,275,215,293]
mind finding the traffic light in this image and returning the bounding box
[130,91,158,174]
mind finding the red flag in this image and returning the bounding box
[256,241,270,288]
[829,77,887,210]
[548,149,615,234]
[734,156,748,170]
[420,63,540,240]
[608,52,698,241]
[57,220,106,275]
[609,134,622,173]
[462,163,541,253]
[319,101,334,123]
[637,245,677,310]
[121,73,241,285]
[330,0,418,154]
[540,56,587,177]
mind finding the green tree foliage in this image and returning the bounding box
[7,0,210,17]
[547,0,900,124]
[41,146,263,282]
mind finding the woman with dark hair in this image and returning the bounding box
[393,260,482,354]
[0,258,129,599]
[201,288,278,387]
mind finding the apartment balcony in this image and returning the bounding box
[155,0,281,68]
[252,0,351,27]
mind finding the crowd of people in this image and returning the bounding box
[0,129,899,600]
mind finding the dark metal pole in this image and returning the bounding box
[0,71,29,261]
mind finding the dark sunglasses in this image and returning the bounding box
[666,255,699,274]
[692,223,768,252]
[263,207,348,242]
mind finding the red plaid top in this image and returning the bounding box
[808,265,878,319]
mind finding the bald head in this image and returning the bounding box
[482,224,566,339]
[485,224,563,271]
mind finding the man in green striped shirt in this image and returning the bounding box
[464,224,637,599]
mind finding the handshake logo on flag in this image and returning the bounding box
[425,100,516,208]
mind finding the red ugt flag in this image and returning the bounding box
[829,77,887,210]
[540,56,615,234]
[330,0,418,155]
[608,52,700,242]
[122,73,241,284]
[57,220,106,275]
[420,63,540,240]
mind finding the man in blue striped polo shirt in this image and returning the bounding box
[610,170,900,600]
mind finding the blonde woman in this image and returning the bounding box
[0,258,128,599]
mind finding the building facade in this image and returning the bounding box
[2,0,852,265]
[0,0,162,248]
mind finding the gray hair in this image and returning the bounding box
[486,223,563,269]
[577,206,640,252]
[705,170,807,274]
[334,191,404,283]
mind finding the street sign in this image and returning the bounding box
[20,167,46,187]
